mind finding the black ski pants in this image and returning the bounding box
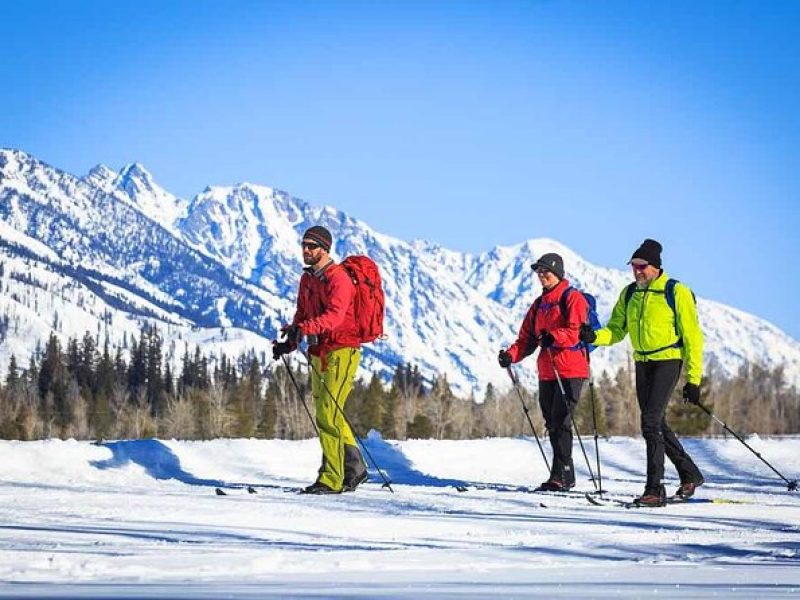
[635,359,703,492]
[539,378,584,485]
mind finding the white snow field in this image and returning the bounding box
[1,434,799,598]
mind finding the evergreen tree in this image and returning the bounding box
[360,374,388,435]
[113,346,127,383]
[380,387,400,439]
[80,331,97,394]
[163,363,175,398]
[146,326,164,416]
[5,355,19,389]
[127,336,147,397]
[232,357,261,437]
[66,337,81,384]
[92,339,115,438]
[39,333,69,431]
[406,413,434,439]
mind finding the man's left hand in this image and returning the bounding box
[538,330,555,349]
[682,382,701,405]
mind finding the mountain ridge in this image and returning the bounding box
[1,148,799,394]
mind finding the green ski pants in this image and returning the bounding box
[311,346,361,490]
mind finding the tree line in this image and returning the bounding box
[0,327,798,441]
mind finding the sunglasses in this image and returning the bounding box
[535,268,552,276]
[631,262,649,271]
[301,242,321,250]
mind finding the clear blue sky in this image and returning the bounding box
[2,1,799,339]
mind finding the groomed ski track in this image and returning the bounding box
[1,435,799,598]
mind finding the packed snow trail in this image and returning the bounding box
[1,435,799,598]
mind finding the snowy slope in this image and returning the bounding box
[2,148,800,394]
[0,436,799,598]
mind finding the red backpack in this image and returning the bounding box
[340,255,385,343]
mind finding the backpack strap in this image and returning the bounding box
[555,287,585,352]
[558,287,574,323]
[665,278,677,314]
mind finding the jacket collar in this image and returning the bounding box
[304,259,336,280]
[638,270,669,291]
[541,278,570,301]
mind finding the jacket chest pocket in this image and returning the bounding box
[637,294,676,347]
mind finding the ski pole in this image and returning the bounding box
[280,354,320,437]
[546,347,598,491]
[586,355,604,495]
[696,402,798,492]
[300,346,394,493]
[506,366,551,474]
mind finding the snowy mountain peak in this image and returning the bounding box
[113,162,188,226]
[82,164,118,190]
[0,148,40,180]
[115,162,160,199]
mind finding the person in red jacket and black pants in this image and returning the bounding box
[498,253,589,491]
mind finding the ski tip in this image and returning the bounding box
[215,488,227,496]
[584,492,604,506]
[455,486,468,493]
[247,486,257,494]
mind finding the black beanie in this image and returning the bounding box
[302,225,333,253]
[630,238,663,268]
[531,253,565,279]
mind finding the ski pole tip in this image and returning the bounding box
[788,480,798,492]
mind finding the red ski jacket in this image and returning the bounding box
[506,279,589,381]
[292,261,361,366]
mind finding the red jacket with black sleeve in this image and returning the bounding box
[292,261,361,365]
[506,278,589,381]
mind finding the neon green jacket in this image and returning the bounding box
[594,271,704,384]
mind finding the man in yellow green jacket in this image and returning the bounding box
[580,239,704,506]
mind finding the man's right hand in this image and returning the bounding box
[498,349,512,368]
[281,324,302,343]
[579,324,597,344]
[272,341,292,361]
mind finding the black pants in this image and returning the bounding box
[539,378,584,485]
[635,360,703,492]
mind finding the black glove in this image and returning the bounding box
[538,330,555,349]
[498,349,512,368]
[682,382,701,405]
[579,323,597,344]
[272,341,292,361]
[282,324,302,344]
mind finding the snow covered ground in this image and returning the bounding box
[1,434,799,598]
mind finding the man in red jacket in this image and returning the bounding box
[498,253,589,491]
[273,225,368,495]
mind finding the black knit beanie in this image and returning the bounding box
[630,239,663,268]
[531,253,565,279]
[302,225,333,253]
